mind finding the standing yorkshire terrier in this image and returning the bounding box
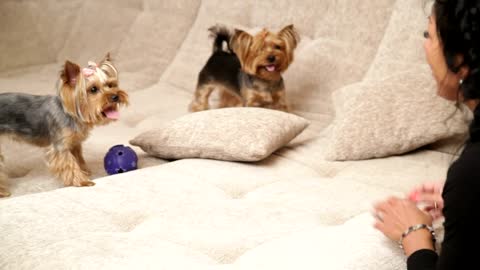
[0,54,128,197]
[189,24,299,112]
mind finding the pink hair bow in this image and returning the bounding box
[82,61,98,77]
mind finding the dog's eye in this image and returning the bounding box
[90,86,98,94]
[274,45,282,50]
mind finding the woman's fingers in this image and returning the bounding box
[374,220,386,232]
[417,193,441,203]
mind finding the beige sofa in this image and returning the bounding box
[0,0,465,269]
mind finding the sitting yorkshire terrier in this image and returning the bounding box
[0,54,128,197]
[189,24,300,112]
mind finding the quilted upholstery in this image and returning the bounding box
[0,0,461,269]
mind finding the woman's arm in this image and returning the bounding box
[406,148,480,270]
[402,229,435,257]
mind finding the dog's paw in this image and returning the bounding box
[189,102,209,112]
[79,181,95,187]
[0,189,11,197]
[70,174,95,187]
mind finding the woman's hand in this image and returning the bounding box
[408,181,445,219]
[373,197,434,256]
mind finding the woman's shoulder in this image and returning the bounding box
[448,141,480,177]
[456,140,480,168]
[445,140,480,202]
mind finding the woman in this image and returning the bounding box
[374,1,480,269]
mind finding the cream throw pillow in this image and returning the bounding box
[130,108,309,162]
[325,70,469,161]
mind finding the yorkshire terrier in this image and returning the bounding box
[0,54,129,197]
[189,24,300,112]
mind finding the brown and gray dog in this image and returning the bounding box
[189,24,300,112]
[0,54,129,197]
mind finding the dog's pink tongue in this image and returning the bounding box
[266,65,276,72]
[104,109,120,120]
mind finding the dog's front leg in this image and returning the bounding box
[47,146,94,187]
[270,89,289,112]
[243,89,273,108]
[71,144,91,176]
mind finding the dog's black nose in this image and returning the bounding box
[267,55,276,63]
[111,95,119,103]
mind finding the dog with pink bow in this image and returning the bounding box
[0,53,129,197]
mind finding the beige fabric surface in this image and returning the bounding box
[325,0,468,160]
[130,108,309,162]
[325,68,469,160]
[0,0,469,269]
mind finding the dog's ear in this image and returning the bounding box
[99,52,118,79]
[59,61,83,117]
[231,29,253,66]
[278,25,300,50]
[61,60,81,87]
[103,52,112,62]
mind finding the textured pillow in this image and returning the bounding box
[325,69,469,161]
[130,108,309,162]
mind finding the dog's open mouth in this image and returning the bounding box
[265,65,277,72]
[102,106,120,120]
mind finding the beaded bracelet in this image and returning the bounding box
[398,224,436,250]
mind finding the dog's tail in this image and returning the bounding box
[208,24,234,54]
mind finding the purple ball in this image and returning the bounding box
[104,145,138,175]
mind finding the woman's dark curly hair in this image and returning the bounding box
[434,0,480,99]
[434,0,480,139]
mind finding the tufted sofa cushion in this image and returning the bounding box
[0,0,464,269]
